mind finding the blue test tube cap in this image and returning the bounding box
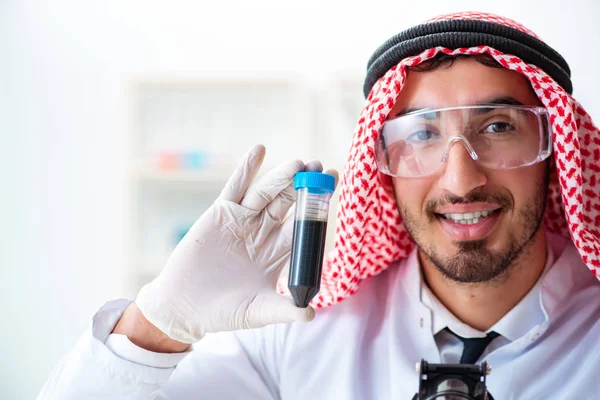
[294,172,335,193]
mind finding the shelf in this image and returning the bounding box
[133,168,232,185]
[132,165,292,186]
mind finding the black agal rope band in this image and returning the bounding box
[364,20,572,98]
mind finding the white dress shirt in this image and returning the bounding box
[38,232,600,399]
[422,240,554,364]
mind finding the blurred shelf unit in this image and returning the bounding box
[125,72,365,296]
[133,167,233,185]
[322,72,367,175]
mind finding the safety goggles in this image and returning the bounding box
[374,104,552,178]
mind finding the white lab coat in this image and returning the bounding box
[39,234,600,399]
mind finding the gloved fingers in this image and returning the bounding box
[267,167,338,241]
[240,159,304,212]
[261,217,294,281]
[264,183,296,224]
[244,292,316,329]
[304,159,323,172]
[274,212,295,251]
[304,162,339,191]
[323,168,340,191]
[263,159,325,222]
[218,144,266,204]
[259,213,295,277]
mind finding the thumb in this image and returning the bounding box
[245,293,316,328]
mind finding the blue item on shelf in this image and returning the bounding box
[183,151,208,169]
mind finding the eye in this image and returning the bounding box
[406,130,436,142]
[483,122,515,134]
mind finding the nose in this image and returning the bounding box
[437,140,487,197]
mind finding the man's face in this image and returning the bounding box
[388,57,549,283]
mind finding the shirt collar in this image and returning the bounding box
[488,240,553,341]
[418,232,565,341]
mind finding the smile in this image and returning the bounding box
[440,209,500,225]
[435,208,502,240]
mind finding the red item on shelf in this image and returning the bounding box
[157,152,180,170]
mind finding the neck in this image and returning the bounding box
[420,228,548,332]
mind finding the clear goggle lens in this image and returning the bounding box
[375,105,552,178]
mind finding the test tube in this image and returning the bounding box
[288,172,335,308]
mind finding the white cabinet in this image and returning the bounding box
[125,73,364,296]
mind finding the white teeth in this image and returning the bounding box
[442,210,495,224]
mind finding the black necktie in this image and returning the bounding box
[444,327,500,364]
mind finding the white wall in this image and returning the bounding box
[1,0,598,397]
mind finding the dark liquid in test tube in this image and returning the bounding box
[288,219,328,308]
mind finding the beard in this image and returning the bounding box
[397,165,550,284]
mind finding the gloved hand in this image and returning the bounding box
[135,145,338,344]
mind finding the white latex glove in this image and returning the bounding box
[136,145,338,344]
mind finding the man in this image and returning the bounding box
[40,12,600,399]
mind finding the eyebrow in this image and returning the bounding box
[393,96,526,118]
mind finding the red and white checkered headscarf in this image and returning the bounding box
[280,12,600,308]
